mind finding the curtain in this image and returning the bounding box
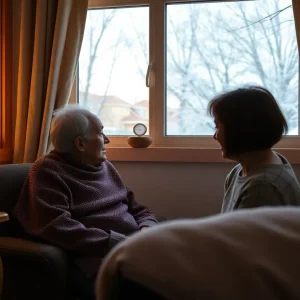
[13,0,88,163]
[0,0,13,164]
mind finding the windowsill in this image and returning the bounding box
[2,147,300,164]
[106,147,300,164]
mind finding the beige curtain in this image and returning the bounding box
[13,0,88,163]
[293,0,300,49]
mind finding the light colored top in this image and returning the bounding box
[222,153,300,212]
[96,207,300,300]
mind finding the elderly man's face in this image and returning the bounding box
[81,118,110,165]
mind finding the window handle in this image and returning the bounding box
[146,63,153,87]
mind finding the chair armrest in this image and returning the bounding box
[0,212,9,223]
[0,237,68,277]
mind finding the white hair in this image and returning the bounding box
[50,105,99,152]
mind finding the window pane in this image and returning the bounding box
[79,7,149,135]
[166,0,298,135]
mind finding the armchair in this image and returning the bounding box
[0,164,71,299]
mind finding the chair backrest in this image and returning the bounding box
[0,164,31,214]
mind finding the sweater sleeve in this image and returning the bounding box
[238,181,283,209]
[14,161,126,255]
[126,188,158,228]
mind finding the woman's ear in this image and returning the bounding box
[74,136,85,152]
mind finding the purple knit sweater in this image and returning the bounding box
[13,151,158,276]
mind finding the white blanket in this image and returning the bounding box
[96,207,300,300]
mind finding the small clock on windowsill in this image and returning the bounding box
[128,123,152,148]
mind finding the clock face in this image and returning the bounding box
[133,123,147,136]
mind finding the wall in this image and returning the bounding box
[113,162,300,220]
[114,161,232,220]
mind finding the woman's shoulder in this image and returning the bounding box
[262,157,297,182]
[245,163,300,193]
[225,164,242,188]
[227,164,242,179]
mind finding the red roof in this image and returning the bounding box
[79,92,132,107]
[121,110,148,124]
[135,100,149,107]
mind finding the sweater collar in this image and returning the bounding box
[50,150,103,172]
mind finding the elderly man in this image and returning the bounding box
[13,106,158,299]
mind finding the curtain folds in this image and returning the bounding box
[13,0,88,163]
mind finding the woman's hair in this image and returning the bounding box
[50,105,99,152]
[208,86,288,156]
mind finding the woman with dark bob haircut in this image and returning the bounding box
[208,86,300,212]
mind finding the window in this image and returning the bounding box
[78,5,149,138]
[78,0,299,150]
[166,1,298,136]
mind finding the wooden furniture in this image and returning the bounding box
[0,212,9,297]
[0,213,8,223]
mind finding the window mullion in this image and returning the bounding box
[150,0,165,147]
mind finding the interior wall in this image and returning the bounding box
[113,162,300,220]
[113,161,233,220]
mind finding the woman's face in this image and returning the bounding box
[213,118,227,158]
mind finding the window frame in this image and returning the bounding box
[0,0,13,164]
[72,0,300,162]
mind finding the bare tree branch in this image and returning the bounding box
[81,10,116,105]
[228,4,292,32]
[96,30,123,115]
